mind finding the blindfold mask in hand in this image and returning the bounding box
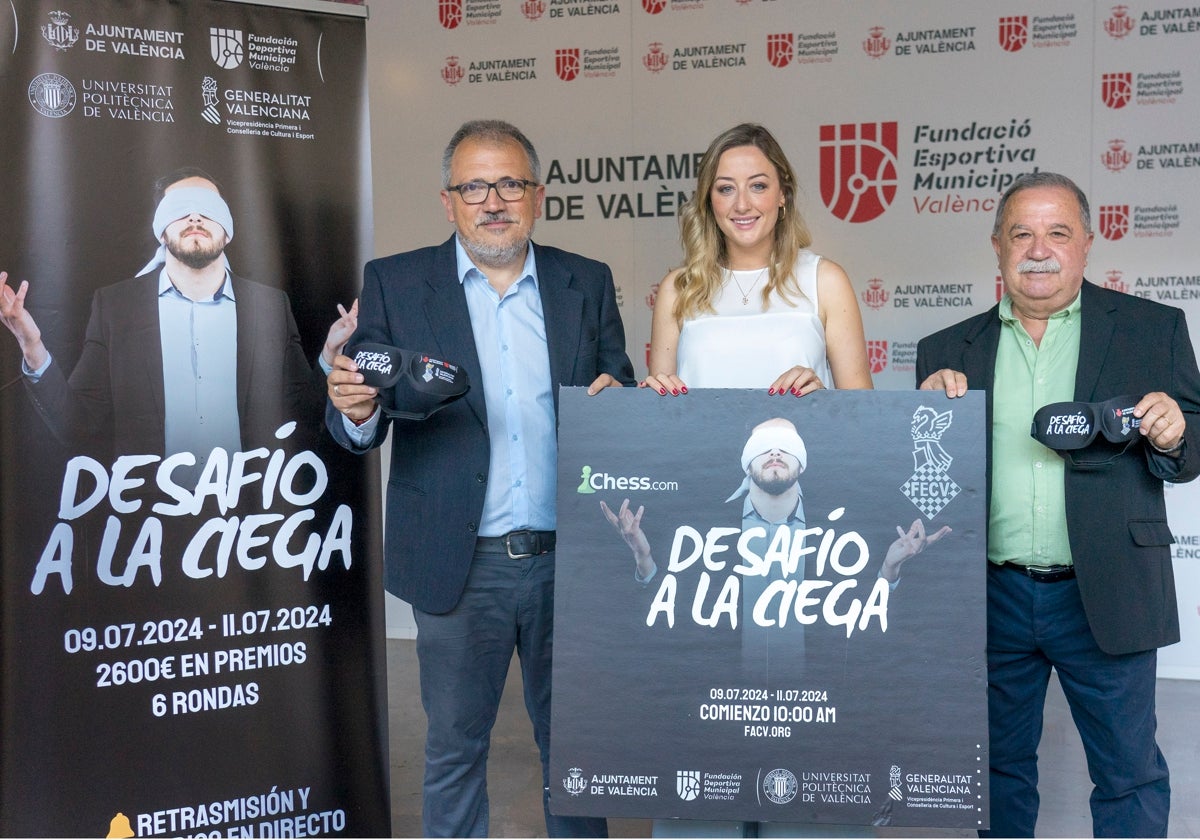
[347,342,470,421]
[1030,395,1143,467]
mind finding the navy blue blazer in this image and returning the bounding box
[327,236,636,614]
[25,272,319,459]
[916,280,1200,655]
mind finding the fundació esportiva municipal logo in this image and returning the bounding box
[1098,204,1129,241]
[819,121,898,223]
[211,27,244,69]
[556,48,581,81]
[901,406,960,517]
[867,340,889,375]
[1102,71,1133,109]
[998,15,1028,51]
[28,73,76,117]
[563,767,587,796]
[762,768,798,805]
[440,0,464,29]
[677,770,700,801]
[767,33,793,68]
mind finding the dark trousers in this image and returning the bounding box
[981,563,1169,838]
[414,549,608,838]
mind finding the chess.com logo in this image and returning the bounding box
[576,466,678,494]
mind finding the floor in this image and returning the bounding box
[385,639,1200,838]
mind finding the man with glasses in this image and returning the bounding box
[326,120,633,837]
[917,172,1200,837]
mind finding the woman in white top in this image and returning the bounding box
[644,122,873,396]
[636,124,882,839]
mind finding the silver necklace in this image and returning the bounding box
[729,267,768,306]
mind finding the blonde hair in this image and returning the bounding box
[673,123,813,323]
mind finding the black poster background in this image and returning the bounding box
[550,388,988,829]
[0,1,388,836]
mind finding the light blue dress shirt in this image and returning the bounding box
[158,269,241,464]
[342,238,558,536]
[457,239,556,536]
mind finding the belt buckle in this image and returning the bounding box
[505,530,536,560]
[1028,565,1066,575]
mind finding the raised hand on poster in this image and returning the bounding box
[880,518,952,583]
[599,498,657,581]
[321,298,359,368]
[0,271,49,370]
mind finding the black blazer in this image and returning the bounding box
[25,272,320,459]
[326,236,636,614]
[916,280,1200,655]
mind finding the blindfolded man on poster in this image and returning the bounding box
[0,167,356,480]
[325,119,634,838]
[603,416,949,683]
[917,171,1200,838]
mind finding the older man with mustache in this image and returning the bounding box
[917,171,1200,837]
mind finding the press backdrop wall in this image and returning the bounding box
[363,1,1200,680]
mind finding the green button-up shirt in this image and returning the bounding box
[989,292,1082,568]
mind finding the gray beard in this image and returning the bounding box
[461,235,529,268]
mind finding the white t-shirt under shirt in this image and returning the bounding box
[676,249,833,389]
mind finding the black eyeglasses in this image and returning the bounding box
[446,178,537,204]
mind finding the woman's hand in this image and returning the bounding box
[640,372,688,396]
[768,366,825,396]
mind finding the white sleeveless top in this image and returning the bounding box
[676,250,833,389]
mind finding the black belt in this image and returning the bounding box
[475,530,556,559]
[997,561,1076,583]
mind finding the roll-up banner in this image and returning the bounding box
[550,388,987,828]
[0,1,388,836]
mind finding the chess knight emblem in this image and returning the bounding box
[901,406,960,518]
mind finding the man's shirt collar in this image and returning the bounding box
[742,490,806,526]
[998,288,1081,325]
[158,267,235,302]
[453,235,538,289]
